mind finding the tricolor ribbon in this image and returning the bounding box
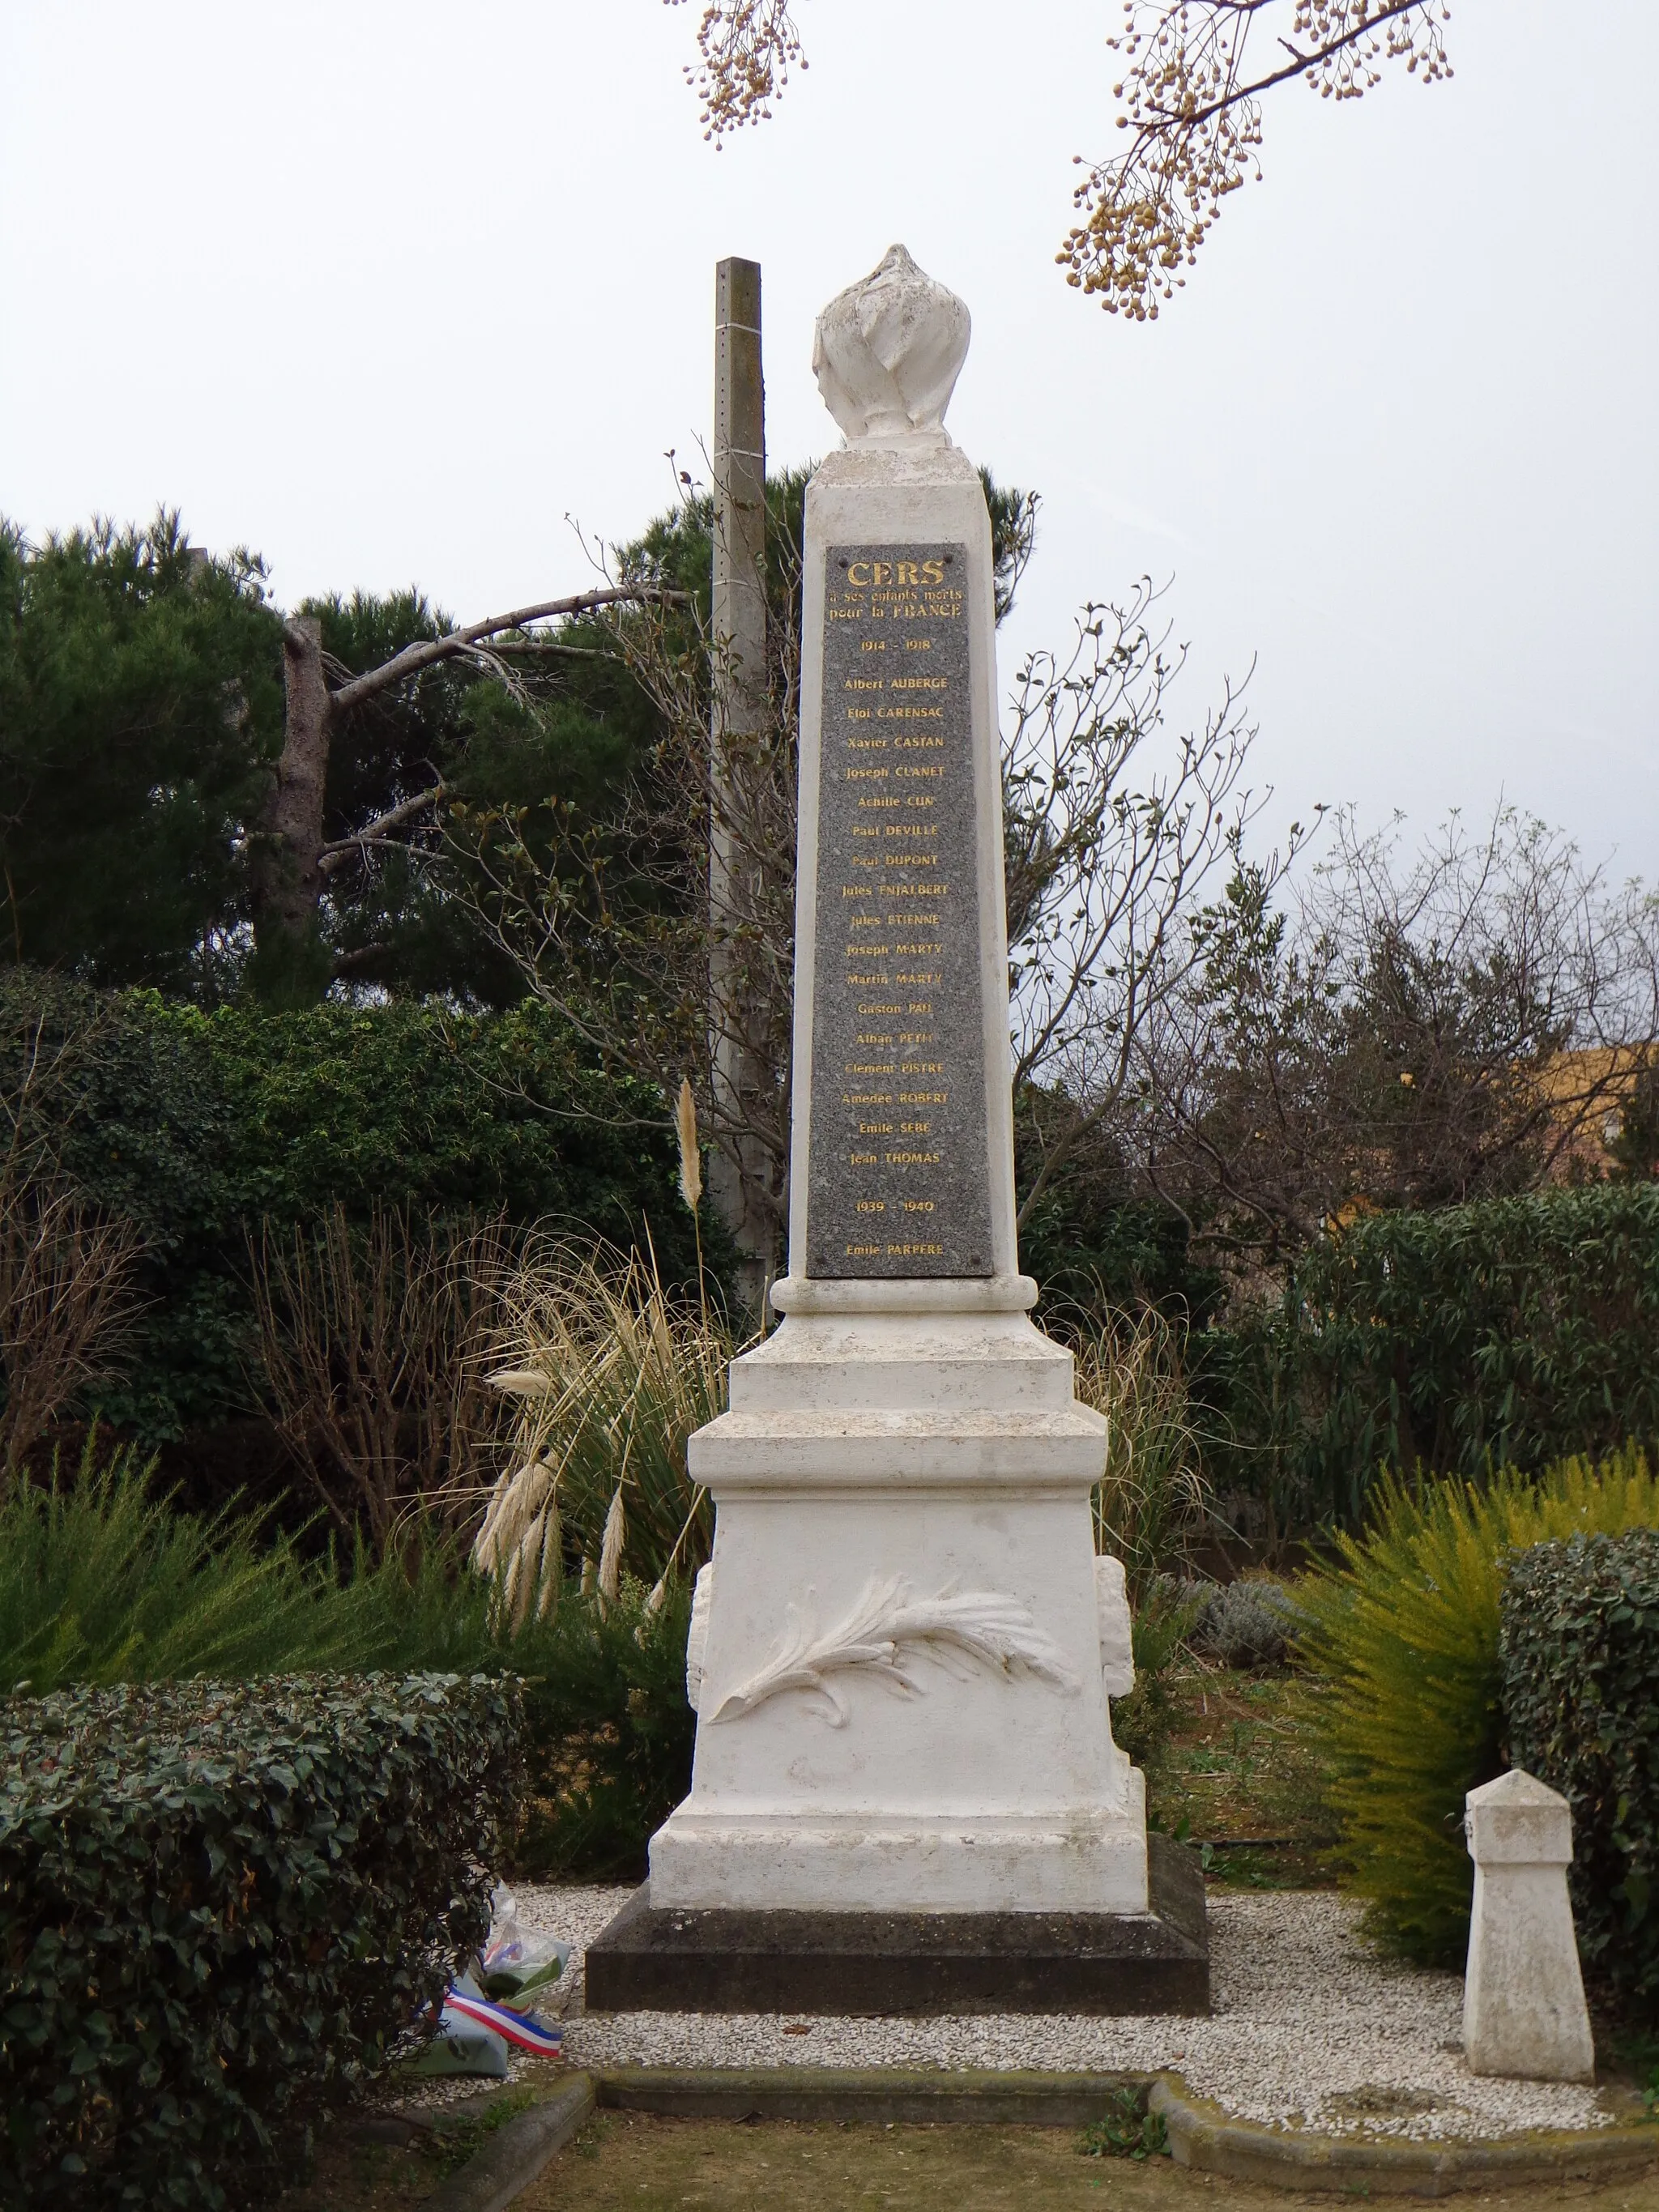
[441,1991,564,2057]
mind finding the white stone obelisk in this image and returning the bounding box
[648,247,1146,1917]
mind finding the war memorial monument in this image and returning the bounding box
[587,247,1209,2016]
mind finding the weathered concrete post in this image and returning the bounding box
[1463,1769,1595,2082]
[709,255,774,1305]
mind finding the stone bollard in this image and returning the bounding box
[1462,1768,1595,2082]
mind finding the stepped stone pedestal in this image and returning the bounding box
[586,246,1207,2018]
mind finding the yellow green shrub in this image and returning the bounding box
[1295,1445,1659,1965]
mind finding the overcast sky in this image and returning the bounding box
[3,2,1655,876]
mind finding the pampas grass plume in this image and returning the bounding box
[676,1079,702,1212]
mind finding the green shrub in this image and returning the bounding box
[1189,1579,1304,1671]
[1110,1577,1205,1773]
[0,1447,697,1882]
[506,1580,697,1882]
[1208,1186,1659,1527]
[0,1438,706,1882]
[1079,2086,1169,2161]
[0,974,730,1446]
[0,1439,370,1693]
[0,1438,521,1695]
[1,1671,520,2210]
[1502,1531,1659,2019]
[1295,1447,1659,1965]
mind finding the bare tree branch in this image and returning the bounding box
[328,586,686,714]
[1137,806,1659,1280]
[1001,582,1311,1230]
[318,786,444,876]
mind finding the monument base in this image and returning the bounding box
[583,1833,1208,2018]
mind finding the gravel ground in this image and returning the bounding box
[512,1883,1614,2145]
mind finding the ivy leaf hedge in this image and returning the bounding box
[1503,1530,1659,2020]
[1,1671,521,2210]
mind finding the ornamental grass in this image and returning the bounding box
[1295,1443,1659,1966]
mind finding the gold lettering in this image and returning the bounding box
[921,558,946,585]
[847,561,872,586]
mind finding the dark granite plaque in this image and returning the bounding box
[805,543,993,1278]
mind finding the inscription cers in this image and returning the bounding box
[806,542,992,1278]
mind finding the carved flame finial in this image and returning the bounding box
[812,245,970,449]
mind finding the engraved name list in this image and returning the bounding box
[805,542,993,1277]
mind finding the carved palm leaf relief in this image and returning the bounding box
[708,1574,1080,1728]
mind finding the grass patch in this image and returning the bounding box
[278,2105,1659,2212]
[1145,1663,1339,1889]
[427,2086,538,2179]
[276,2084,554,2210]
[511,2112,1659,2211]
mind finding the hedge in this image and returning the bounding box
[1502,1530,1659,2018]
[0,974,731,1444]
[1,1671,521,2209]
[1209,1184,1659,1525]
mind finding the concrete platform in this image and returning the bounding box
[583,1832,1208,2017]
